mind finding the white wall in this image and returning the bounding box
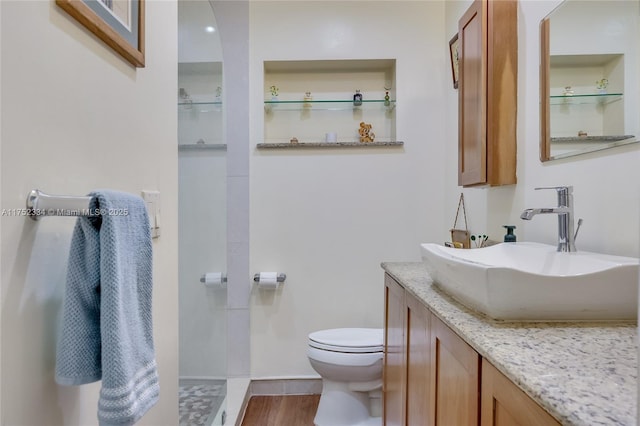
[1,1,178,425]
[247,0,640,381]
[444,0,640,257]
[249,1,447,378]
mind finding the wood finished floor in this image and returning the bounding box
[241,395,320,426]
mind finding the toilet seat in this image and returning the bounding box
[309,328,383,353]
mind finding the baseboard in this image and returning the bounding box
[235,377,322,426]
[249,377,322,396]
[179,375,227,382]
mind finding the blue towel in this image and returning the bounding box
[55,190,159,426]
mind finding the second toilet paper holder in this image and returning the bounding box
[200,273,228,283]
[253,273,287,283]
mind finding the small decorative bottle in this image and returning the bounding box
[303,91,312,108]
[269,85,279,101]
[384,91,390,107]
[214,86,222,111]
[596,78,609,95]
[353,89,363,106]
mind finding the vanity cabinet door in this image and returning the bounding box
[458,0,517,187]
[431,314,480,426]
[405,294,432,426]
[481,359,560,426]
[384,274,405,426]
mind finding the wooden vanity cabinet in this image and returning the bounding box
[383,275,432,426]
[457,0,517,187]
[383,273,560,426]
[383,275,405,426]
[481,359,560,426]
[405,293,431,426]
[431,314,480,425]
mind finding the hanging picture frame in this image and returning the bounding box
[56,0,145,68]
[449,33,460,89]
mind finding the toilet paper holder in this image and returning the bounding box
[200,273,227,283]
[253,273,287,283]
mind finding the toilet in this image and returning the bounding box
[307,328,383,426]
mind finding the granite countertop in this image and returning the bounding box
[381,262,638,426]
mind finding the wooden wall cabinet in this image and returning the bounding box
[383,274,560,426]
[457,0,517,187]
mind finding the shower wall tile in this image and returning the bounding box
[212,1,249,178]
[227,176,249,244]
[212,0,250,381]
[227,241,250,309]
[227,308,250,377]
[226,138,250,177]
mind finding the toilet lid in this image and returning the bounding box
[308,328,383,353]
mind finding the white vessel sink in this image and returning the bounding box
[420,242,639,321]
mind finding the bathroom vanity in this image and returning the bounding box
[382,262,637,426]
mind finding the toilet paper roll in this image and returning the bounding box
[257,272,279,290]
[202,272,224,288]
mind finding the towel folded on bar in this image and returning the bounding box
[55,190,159,426]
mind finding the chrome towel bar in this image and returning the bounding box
[26,189,94,221]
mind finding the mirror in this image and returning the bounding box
[540,0,640,161]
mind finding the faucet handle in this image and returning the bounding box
[534,186,573,207]
[534,186,573,194]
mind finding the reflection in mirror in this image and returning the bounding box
[540,0,640,161]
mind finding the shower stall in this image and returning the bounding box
[178,1,227,425]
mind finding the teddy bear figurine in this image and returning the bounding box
[358,122,376,143]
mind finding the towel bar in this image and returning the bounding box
[26,189,94,221]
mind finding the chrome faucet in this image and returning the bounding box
[520,186,580,252]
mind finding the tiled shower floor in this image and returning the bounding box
[179,379,226,426]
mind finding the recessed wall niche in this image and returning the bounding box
[178,62,223,147]
[261,59,399,148]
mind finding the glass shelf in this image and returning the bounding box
[549,93,623,106]
[550,135,635,143]
[257,141,404,149]
[178,143,227,151]
[178,101,223,114]
[178,101,222,106]
[264,99,396,112]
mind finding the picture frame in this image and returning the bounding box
[56,0,145,68]
[449,33,460,89]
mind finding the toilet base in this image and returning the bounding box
[313,379,382,426]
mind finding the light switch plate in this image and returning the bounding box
[141,190,160,238]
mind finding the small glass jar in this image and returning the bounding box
[353,90,362,106]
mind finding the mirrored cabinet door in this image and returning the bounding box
[540,0,640,161]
